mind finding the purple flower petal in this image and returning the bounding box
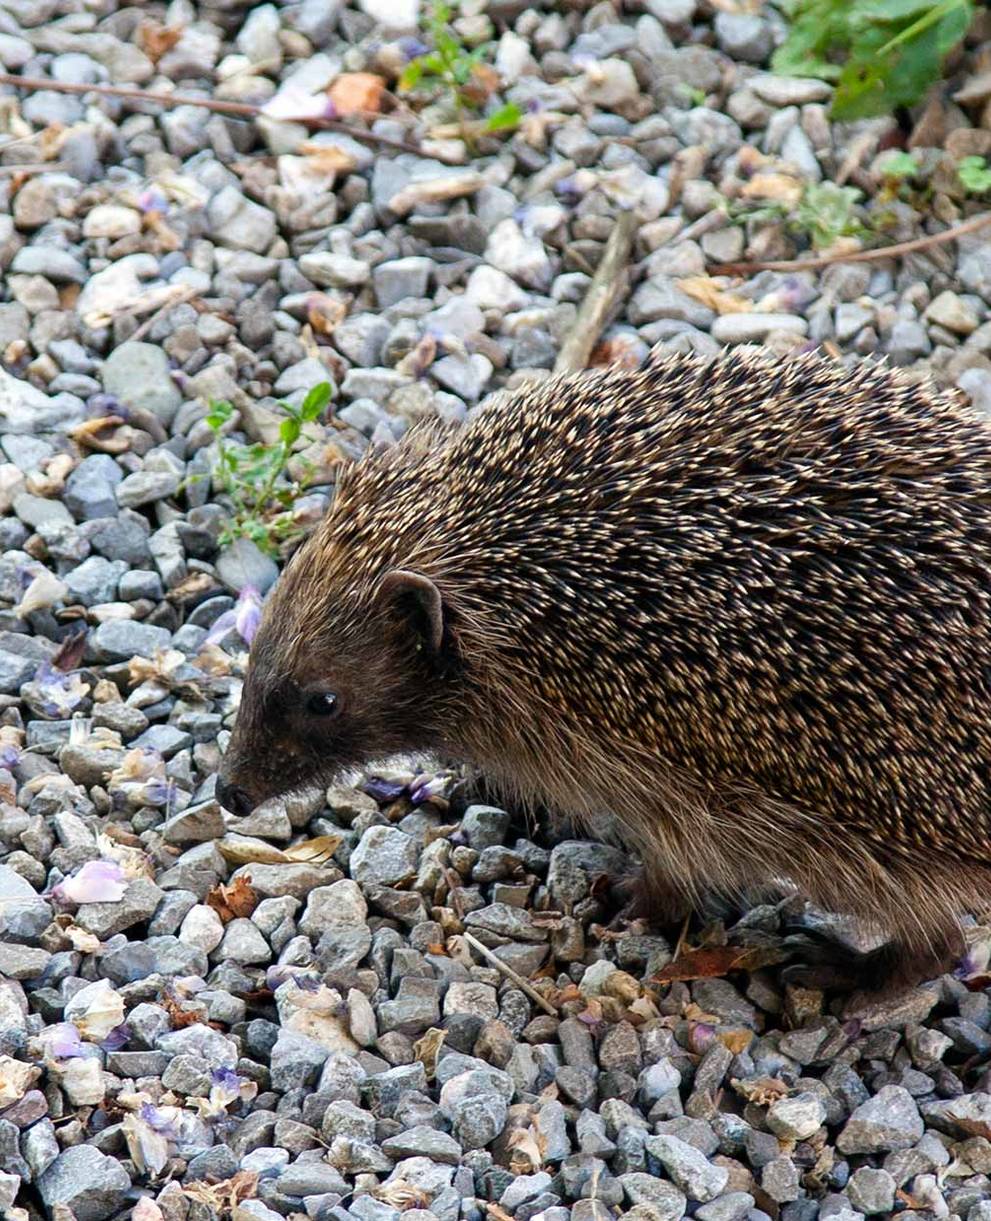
[212,1067,240,1090]
[400,36,430,61]
[46,1022,86,1059]
[234,586,263,646]
[138,187,168,214]
[364,777,407,803]
[52,860,127,905]
[204,609,238,647]
[0,744,20,769]
[100,1023,131,1052]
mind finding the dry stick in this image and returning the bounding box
[709,210,991,276]
[462,931,558,1016]
[0,72,432,159]
[555,209,639,375]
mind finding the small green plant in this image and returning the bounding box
[773,0,975,120]
[791,182,865,249]
[399,1,522,135]
[880,151,921,182]
[958,155,991,195]
[207,382,333,556]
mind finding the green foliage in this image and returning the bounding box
[207,382,333,557]
[792,182,865,249]
[773,0,975,120]
[879,151,921,181]
[958,155,991,194]
[399,0,522,134]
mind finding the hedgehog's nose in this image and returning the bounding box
[216,776,253,817]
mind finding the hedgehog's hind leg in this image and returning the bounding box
[780,924,962,994]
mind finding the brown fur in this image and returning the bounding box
[219,352,991,993]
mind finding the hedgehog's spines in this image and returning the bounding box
[236,352,991,994]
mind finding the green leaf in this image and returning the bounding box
[398,60,426,91]
[279,418,301,446]
[879,150,920,180]
[484,101,523,133]
[959,156,991,194]
[300,381,333,421]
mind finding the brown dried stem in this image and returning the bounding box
[555,209,639,375]
[709,210,991,276]
[461,931,558,1016]
[0,72,433,159]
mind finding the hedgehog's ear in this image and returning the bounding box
[380,570,445,655]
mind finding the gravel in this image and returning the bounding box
[0,1,986,1218]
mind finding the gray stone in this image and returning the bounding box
[76,877,164,938]
[382,1127,462,1164]
[837,1085,923,1155]
[216,537,279,594]
[64,556,127,607]
[271,1030,330,1090]
[101,936,207,984]
[374,257,433,308]
[696,1194,756,1221]
[713,12,772,62]
[116,468,181,509]
[350,825,418,886]
[647,1133,728,1203]
[91,619,173,662]
[629,276,715,328]
[13,492,73,529]
[0,944,50,978]
[711,313,809,344]
[299,250,370,289]
[37,1145,130,1221]
[208,185,277,253]
[766,1092,826,1141]
[64,457,120,521]
[847,1167,896,1216]
[101,342,182,425]
[619,1173,687,1219]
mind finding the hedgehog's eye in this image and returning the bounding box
[305,691,339,718]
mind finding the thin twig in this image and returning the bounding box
[0,72,435,160]
[462,930,558,1016]
[0,162,65,176]
[555,209,638,375]
[709,211,991,276]
[128,284,201,343]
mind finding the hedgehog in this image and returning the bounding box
[216,350,991,994]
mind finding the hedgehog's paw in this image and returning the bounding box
[781,925,955,995]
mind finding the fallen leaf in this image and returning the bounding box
[183,1170,258,1211]
[731,1075,790,1106]
[216,833,341,866]
[14,569,68,618]
[718,1028,755,1055]
[307,293,349,336]
[299,141,360,174]
[328,73,385,116]
[739,171,803,206]
[0,1055,41,1106]
[507,1123,546,1174]
[412,1027,446,1081]
[372,1181,432,1210]
[678,276,754,316]
[206,876,258,923]
[50,626,89,672]
[653,943,786,983]
[137,19,183,62]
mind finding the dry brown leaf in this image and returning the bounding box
[216,833,341,866]
[307,293,348,336]
[507,1123,547,1174]
[739,171,804,206]
[412,1026,447,1080]
[183,1171,258,1211]
[299,142,360,175]
[653,943,786,983]
[485,1206,515,1221]
[678,276,754,316]
[731,1075,790,1106]
[162,993,209,1030]
[718,1028,755,1056]
[328,73,385,116]
[206,875,258,923]
[137,20,183,62]
[373,1181,433,1211]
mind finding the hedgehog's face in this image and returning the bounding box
[216,567,456,815]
